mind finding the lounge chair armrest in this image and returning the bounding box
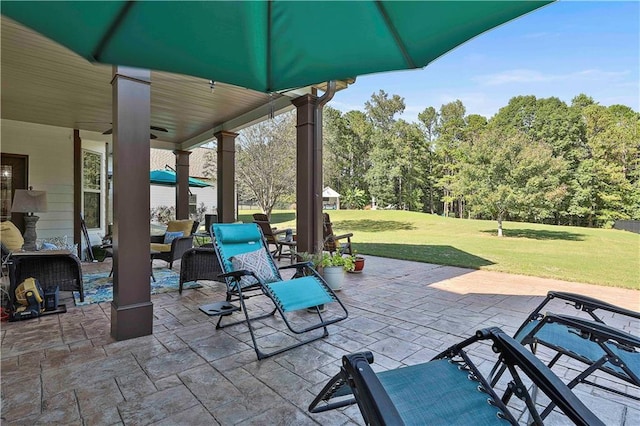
[218,269,254,279]
[544,313,640,348]
[341,352,404,425]
[548,291,640,319]
[278,261,313,271]
[333,233,353,241]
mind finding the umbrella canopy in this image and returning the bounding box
[149,170,212,188]
[2,1,552,93]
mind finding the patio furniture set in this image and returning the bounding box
[2,217,637,424]
[172,221,638,424]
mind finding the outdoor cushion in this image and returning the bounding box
[0,221,24,251]
[150,243,172,253]
[217,223,262,244]
[231,248,278,287]
[163,231,184,244]
[166,220,194,237]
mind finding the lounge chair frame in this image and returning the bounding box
[310,327,603,425]
[491,291,639,419]
[212,223,348,360]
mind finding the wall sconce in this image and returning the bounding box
[11,187,48,251]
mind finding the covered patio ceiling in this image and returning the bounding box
[1,16,350,150]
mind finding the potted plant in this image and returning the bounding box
[349,251,365,273]
[352,256,365,273]
[319,253,354,291]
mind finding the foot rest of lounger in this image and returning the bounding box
[199,301,240,316]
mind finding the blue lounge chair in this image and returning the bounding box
[211,223,348,360]
[310,327,603,425]
[491,291,639,419]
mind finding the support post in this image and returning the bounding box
[215,131,238,223]
[174,150,191,220]
[110,66,153,340]
[73,129,82,258]
[292,94,322,255]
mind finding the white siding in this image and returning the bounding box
[150,185,217,212]
[1,119,74,240]
[1,120,110,256]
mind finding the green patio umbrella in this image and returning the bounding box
[149,170,211,188]
[2,1,553,93]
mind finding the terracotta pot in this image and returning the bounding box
[353,256,365,273]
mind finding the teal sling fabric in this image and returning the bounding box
[266,277,335,312]
[377,360,506,425]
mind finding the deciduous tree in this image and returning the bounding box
[458,129,566,236]
[236,112,296,218]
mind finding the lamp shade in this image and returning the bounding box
[11,189,48,213]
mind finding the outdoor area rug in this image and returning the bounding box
[73,268,202,306]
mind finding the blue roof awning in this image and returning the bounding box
[149,170,212,188]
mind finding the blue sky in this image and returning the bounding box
[328,1,639,122]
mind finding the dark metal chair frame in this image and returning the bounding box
[490,291,639,419]
[212,223,348,360]
[310,327,603,426]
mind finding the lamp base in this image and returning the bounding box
[22,215,40,251]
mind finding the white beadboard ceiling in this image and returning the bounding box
[1,17,350,151]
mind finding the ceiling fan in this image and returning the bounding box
[75,122,169,139]
[102,125,169,140]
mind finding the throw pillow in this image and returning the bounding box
[166,220,194,236]
[231,248,279,288]
[41,242,58,250]
[39,236,78,253]
[0,221,24,251]
[163,231,184,244]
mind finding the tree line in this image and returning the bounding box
[323,91,639,231]
[227,90,638,231]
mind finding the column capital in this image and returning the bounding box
[214,130,239,139]
[292,93,318,108]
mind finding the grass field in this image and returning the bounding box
[238,209,640,289]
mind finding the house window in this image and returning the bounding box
[82,151,102,229]
[189,193,197,217]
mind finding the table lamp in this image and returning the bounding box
[11,187,48,251]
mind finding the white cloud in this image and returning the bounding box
[474,69,630,86]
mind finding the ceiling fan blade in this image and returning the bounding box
[103,126,166,135]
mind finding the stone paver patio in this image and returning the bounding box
[1,255,638,425]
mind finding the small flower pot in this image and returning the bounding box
[351,256,365,273]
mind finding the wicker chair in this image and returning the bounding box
[8,251,84,309]
[150,220,197,269]
[178,245,225,294]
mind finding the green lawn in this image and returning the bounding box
[239,209,640,289]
